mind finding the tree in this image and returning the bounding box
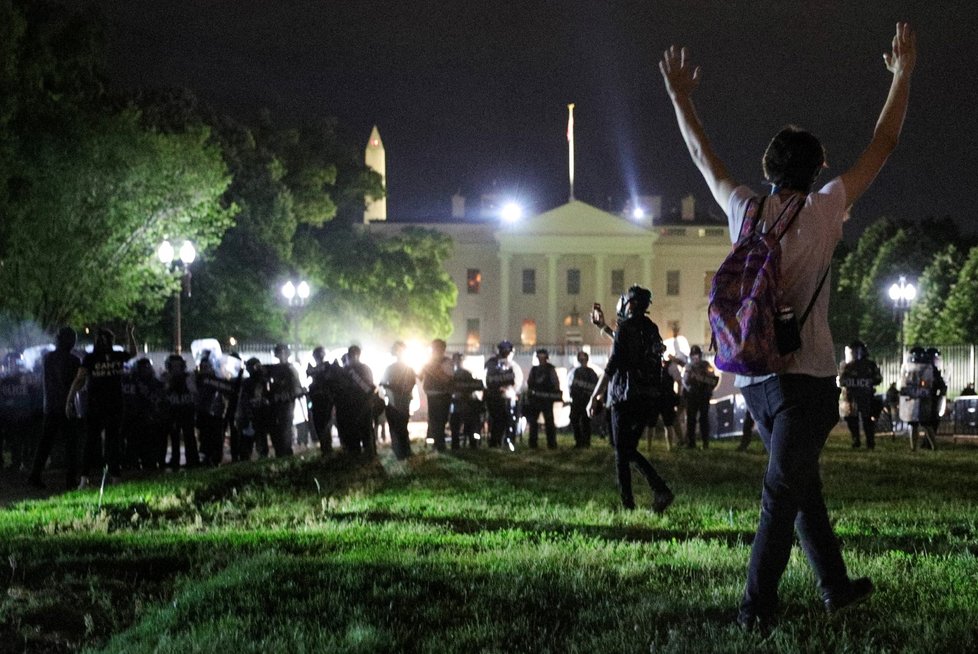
[935,247,978,345]
[295,225,457,344]
[855,229,922,351]
[0,110,234,330]
[903,244,962,346]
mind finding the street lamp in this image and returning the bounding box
[280,278,310,348]
[888,275,916,359]
[158,239,196,354]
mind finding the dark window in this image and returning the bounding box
[667,270,680,296]
[611,269,625,294]
[567,268,581,295]
[522,268,536,294]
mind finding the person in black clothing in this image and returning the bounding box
[567,352,599,448]
[420,339,453,451]
[682,345,718,449]
[589,285,674,513]
[525,349,562,449]
[235,358,270,461]
[341,346,377,455]
[449,353,484,449]
[66,325,138,486]
[307,346,337,454]
[485,341,521,450]
[0,353,38,476]
[381,341,417,459]
[839,340,883,449]
[223,353,246,462]
[265,344,302,457]
[195,352,235,465]
[28,327,82,489]
[162,354,198,468]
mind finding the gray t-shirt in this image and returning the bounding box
[726,178,846,386]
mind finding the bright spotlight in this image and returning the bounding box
[501,202,523,223]
[281,280,296,301]
[296,281,311,300]
[179,241,197,264]
[157,240,174,265]
[631,207,646,220]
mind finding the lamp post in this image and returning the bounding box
[158,239,196,354]
[888,275,916,359]
[281,279,310,348]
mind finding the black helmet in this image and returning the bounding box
[909,346,927,364]
[849,340,868,361]
[497,340,513,355]
[925,347,941,365]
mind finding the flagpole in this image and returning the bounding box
[567,103,575,202]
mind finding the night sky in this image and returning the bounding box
[87,1,975,239]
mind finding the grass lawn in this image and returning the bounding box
[1,430,976,653]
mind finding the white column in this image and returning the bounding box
[641,255,653,289]
[547,254,559,345]
[499,253,511,342]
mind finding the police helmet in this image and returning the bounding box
[849,340,868,361]
[925,347,942,366]
[625,285,653,313]
[909,346,927,364]
[497,340,513,355]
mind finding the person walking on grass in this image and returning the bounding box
[661,22,915,630]
[588,285,674,514]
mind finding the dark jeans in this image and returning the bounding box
[569,402,592,447]
[387,405,412,460]
[611,400,671,509]
[270,403,295,457]
[740,375,850,618]
[31,412,80,488]
[310,395,334,453]
[526,401,557,448]
[83,410,123,478]
[685,393,711,447]
[426,394,451,451]
[486,396,515,447]
[845,393,877,448]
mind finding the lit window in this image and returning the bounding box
[466,319,480,351]
[567,268,580,295]
[522,269,536,294]
[666,270,680,296]
[704,271,715,297]
[521,319,537,347]
[611,269,625,294]
[467,268,481,294]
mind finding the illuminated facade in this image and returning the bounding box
[369,200,731,351]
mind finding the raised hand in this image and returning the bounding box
[659,45,701,99]
[883,22,916,76]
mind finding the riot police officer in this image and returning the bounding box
[485,341,523,450]
[567,351,599,448]
[525,349,561,449]
[839,340,883,449]
[899,346,947,451]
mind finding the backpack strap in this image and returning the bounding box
[765,194,807,240]
[738,196,767,240]
[799,265,830,327]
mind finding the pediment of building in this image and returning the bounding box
[495,201,656,254]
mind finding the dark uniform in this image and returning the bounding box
[196,360,235,465]
[381,349,417,460]
[265,362,301,458]
[450,358,484,449]
[307,351,337,453]
[80,346,136,479]
[421,342,453,452]
[839,341,883,449]
[682,347,718,448]
[567,356,599,448]
[236,359,270,461]
[525,350,561,449]
[163,359,198,468]
[1,356,42,473]
[485,342,520,449]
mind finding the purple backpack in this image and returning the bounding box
[708,195,808,375]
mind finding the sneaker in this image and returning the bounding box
[652,490,675,514]
[824,577,875,615]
